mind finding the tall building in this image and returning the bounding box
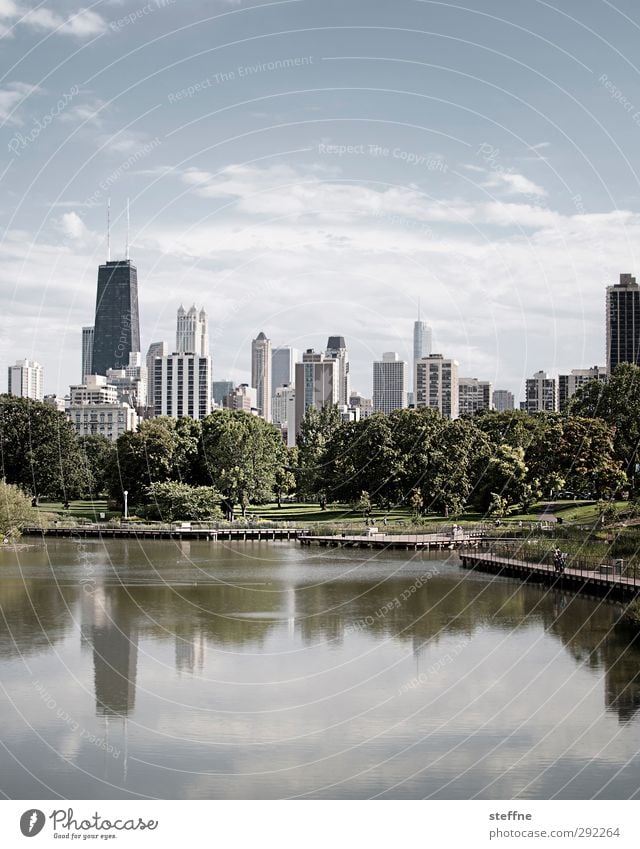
[349,391,374,419]
[145,341,168,411]
[176,305,209,356]
[69,375,118,406]
[154,353,211,420]
[82,326,94,379]
[212,380,234,407]
[223,384,257,413]
[373,352,407,415]
[272,383,296,447]
[8,359,44,400]
[272,347,299,392]
[558,366,607,410]
[525,370,558,413]
[415,354,459,419]
[294,349,338,434]
[251,332,272,420]
[68,377,136,441]
[325,336,350,406]
[413,319,432,395]
[606,273,640,373]
[458,378,492,415]
[492,389,515,412]
[106,352,148,411]
[92,259,140,376]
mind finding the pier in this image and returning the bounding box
[298,531,486,550]
[460,549,640,601]
[23,525,304,542]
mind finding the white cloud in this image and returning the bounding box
[3,3,106,38]
[482,171,548,197]
[59,211,88,240]
[0,81,39,124]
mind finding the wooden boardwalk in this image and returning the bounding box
[460,550,640,601]
[299,532,486,551]
[23,525,303,542]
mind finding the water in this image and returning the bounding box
[1,538,640,799]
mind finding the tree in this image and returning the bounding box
[273,446,297,507]
[0,395,88,499]
[108,418,178,506]
[141,481,222,522]
[0,480,39,538]
[472,444,533,513]
[200,410,287,518]
[352,490,372,519]
[423,419,490,516]
[388,407,445,504]
[77,435,115,497]
[410,487,424,517]
[296,405,343,500]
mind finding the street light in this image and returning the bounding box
[124,490,128,520]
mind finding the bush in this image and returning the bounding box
[0,481,39,539]
[139,481,223,522]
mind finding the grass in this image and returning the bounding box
[36,499,119,521]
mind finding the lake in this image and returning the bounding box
[1,538,640,799]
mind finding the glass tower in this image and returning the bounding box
[92,260,140,376]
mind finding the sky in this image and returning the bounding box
[2,0,640,401]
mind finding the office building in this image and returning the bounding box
[492,389,515,412]
[7,359,43,400]
[525,370,558,413]
[415,354,459,419]
[558,366,607,410]
[272,383,296,447]
[458,378,492,415]
[272,347,299,392]
[606,273,640,374]
[413,318,432,395]
[223,384,257,413]
[373,352,407,415]
[92,259,140,376]
[294,349,338,434]
[154,353,211,420]
[176,305,209,356]
[44,394,67,413]
[145,341,168,411]
[212,380,234,407]
[82,326,94,379]
[325,336,350,406]
[67,401,138,442]
[69,375,118,406]
[251,332,272,420]
[106,352,148,411]
[349,391,374,419]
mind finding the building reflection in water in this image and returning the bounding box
[175,630,205,674]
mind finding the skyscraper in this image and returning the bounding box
[176,305,209,356]
[7,359,43,400]
[606,273,640,373]
[492,389,515,412]
[415,354,459,419]
[145,341,168,411]
[325,336,350,406]
[154,353,211,420]
[525,370,558,413]
[458,378,492,415]
[91,259,140,376]
[272,346,299,391]
[294,349,338,434]
[373,352,407,415]
[413,319,432,394]
[82,326,94,379]
[558,366,607,410]
[251,332,272,420]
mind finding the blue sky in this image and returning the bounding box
[2,0,640,400]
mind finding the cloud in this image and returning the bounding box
[0,81,40,124]
[59,211,88,240]
[2,3,107,38]
[482,171,548,198]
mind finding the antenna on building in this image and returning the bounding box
[126,197,130,261]
[106,198,111,261]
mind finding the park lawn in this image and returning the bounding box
[36,499,119,521]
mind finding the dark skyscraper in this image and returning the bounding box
[91,260,140,376]
[606,273,640,374]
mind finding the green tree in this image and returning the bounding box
[77,435,116,497]
[108,418,179,506]
[273,446,297,507]
[388,407,445,505]
[0,480,39,538]
[296,404,343,500]
[0,395,88,499]
[200,410,287,518]
[472,444,532,513]
[141,481,222,522]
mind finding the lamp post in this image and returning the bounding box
[124,490,128,520]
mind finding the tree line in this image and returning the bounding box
[1,362,638,521]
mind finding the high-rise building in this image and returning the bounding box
[176,305,209,356]
[272,347,299,392]
[325,336,350,406]
[92,259,140,376]
[415,354,459,419]
[606,273,640,374]
[223,384,257,413]
[413,319,432,395]
[458,378,492,415]
[272,383,296,447]
[106,352,148,411]
[558,366,607,410]
[349,391,374,419]
[525,370,558,413]
[294,349,338,434]
[492,389,515,412]
[82,326,94,379]
[154,353,211,420]
[7,359,44,400]
[145,341,168,411]
[212,380,234,407]
[373,352,407,415]
[251,332,272,420]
